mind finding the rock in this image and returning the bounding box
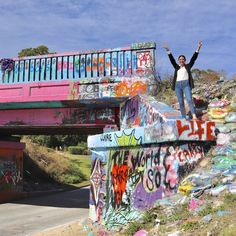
[167,231,180,236]
[133,229,148,236]
[200,214,212,223]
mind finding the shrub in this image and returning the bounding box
[83,149,91,155]
[68,146,85,155]
[125,221,143,236]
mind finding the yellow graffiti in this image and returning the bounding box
[67,81,78,100]
[115,129,142,147]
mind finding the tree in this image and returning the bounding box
[18,45,54,57]
[191,68,222,83]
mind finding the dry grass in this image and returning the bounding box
[22,137,90,186]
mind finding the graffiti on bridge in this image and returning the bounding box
[89,143,204,227]
[177,119,215,140]
[2,43,155,84]
[61,107,116,125]
[0,159,21,191]
[90,156,106,222]
[78,78,148,99]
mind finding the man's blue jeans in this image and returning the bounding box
[175,80,195,119]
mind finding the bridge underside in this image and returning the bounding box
[0,104,119,135]
[0,125,104,135]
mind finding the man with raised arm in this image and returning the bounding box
[163,41,202,120]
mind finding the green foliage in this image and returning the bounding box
[180,221,199,231]
[224,193,236,205]
[68,146,85,155]
[191,68,224,83]
[62,163,87,184]
[124,221,143,236]
[197,203,224,217]
[142,208,158,224]
[159,203,190,225]
[219,225,236,236]
[124,207,161,235]
[27,135,57,147]
[25,135,88,149]
[18,45,54,57]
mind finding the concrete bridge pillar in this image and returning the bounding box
[0,140,25,202]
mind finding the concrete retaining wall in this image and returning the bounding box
[88,95,216,229]
[0,141,25,202]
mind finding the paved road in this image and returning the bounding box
[0,187,89,236]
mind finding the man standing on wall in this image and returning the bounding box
[163,41,202,120]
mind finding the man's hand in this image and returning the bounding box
[163,42,170,51]
[197,41,202,51]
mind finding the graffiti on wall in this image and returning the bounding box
[98,129,142,148]
[78,78,149,99]
[114,129,142,147]
[60,107,116,125]
[90,153,107,222]
[89,143,204,228]
[120,96,139,127]
[176,120,215,140]
[0,159,21,191]
[1,42,156,85]
[88,119,215,150]
[120,95,182,130]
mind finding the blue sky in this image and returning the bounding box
[0,0,235,78]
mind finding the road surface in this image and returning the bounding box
[0,187,89,236]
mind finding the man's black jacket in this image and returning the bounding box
[168,52,199,91]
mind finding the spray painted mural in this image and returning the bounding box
[0,43,157,112]
[0,107,118,126]
[120,95,182,129]
[88,93,216,229]
[78,77,149,99]
[89,142,204,229]
[0,42,155,84]
[0,159,21,192]
[0,141,25,203]
[88,119,216,149]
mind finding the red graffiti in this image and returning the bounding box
[137,52,152,67]
[206,121,215,140]
[111,164,129,207]
[176,120,215,140]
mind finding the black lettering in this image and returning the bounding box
[154,170,161,188]
[146,169,154,191]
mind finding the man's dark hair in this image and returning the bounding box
[178,55,186,60]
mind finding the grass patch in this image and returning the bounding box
[64,153,91,176]
[180,221,200,231]
[124,221,143,236]
[219,225,236,236]
[124,207,160,235]
[171,203,190,219]
[197,203,224,217]
[22,137,91,187]
[224,193,236,205]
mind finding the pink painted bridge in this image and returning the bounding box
[0,42,157,135]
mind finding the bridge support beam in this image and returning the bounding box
[0,107,119,135]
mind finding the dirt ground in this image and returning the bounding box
[34,219,113,236]
[34,221,89,236]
